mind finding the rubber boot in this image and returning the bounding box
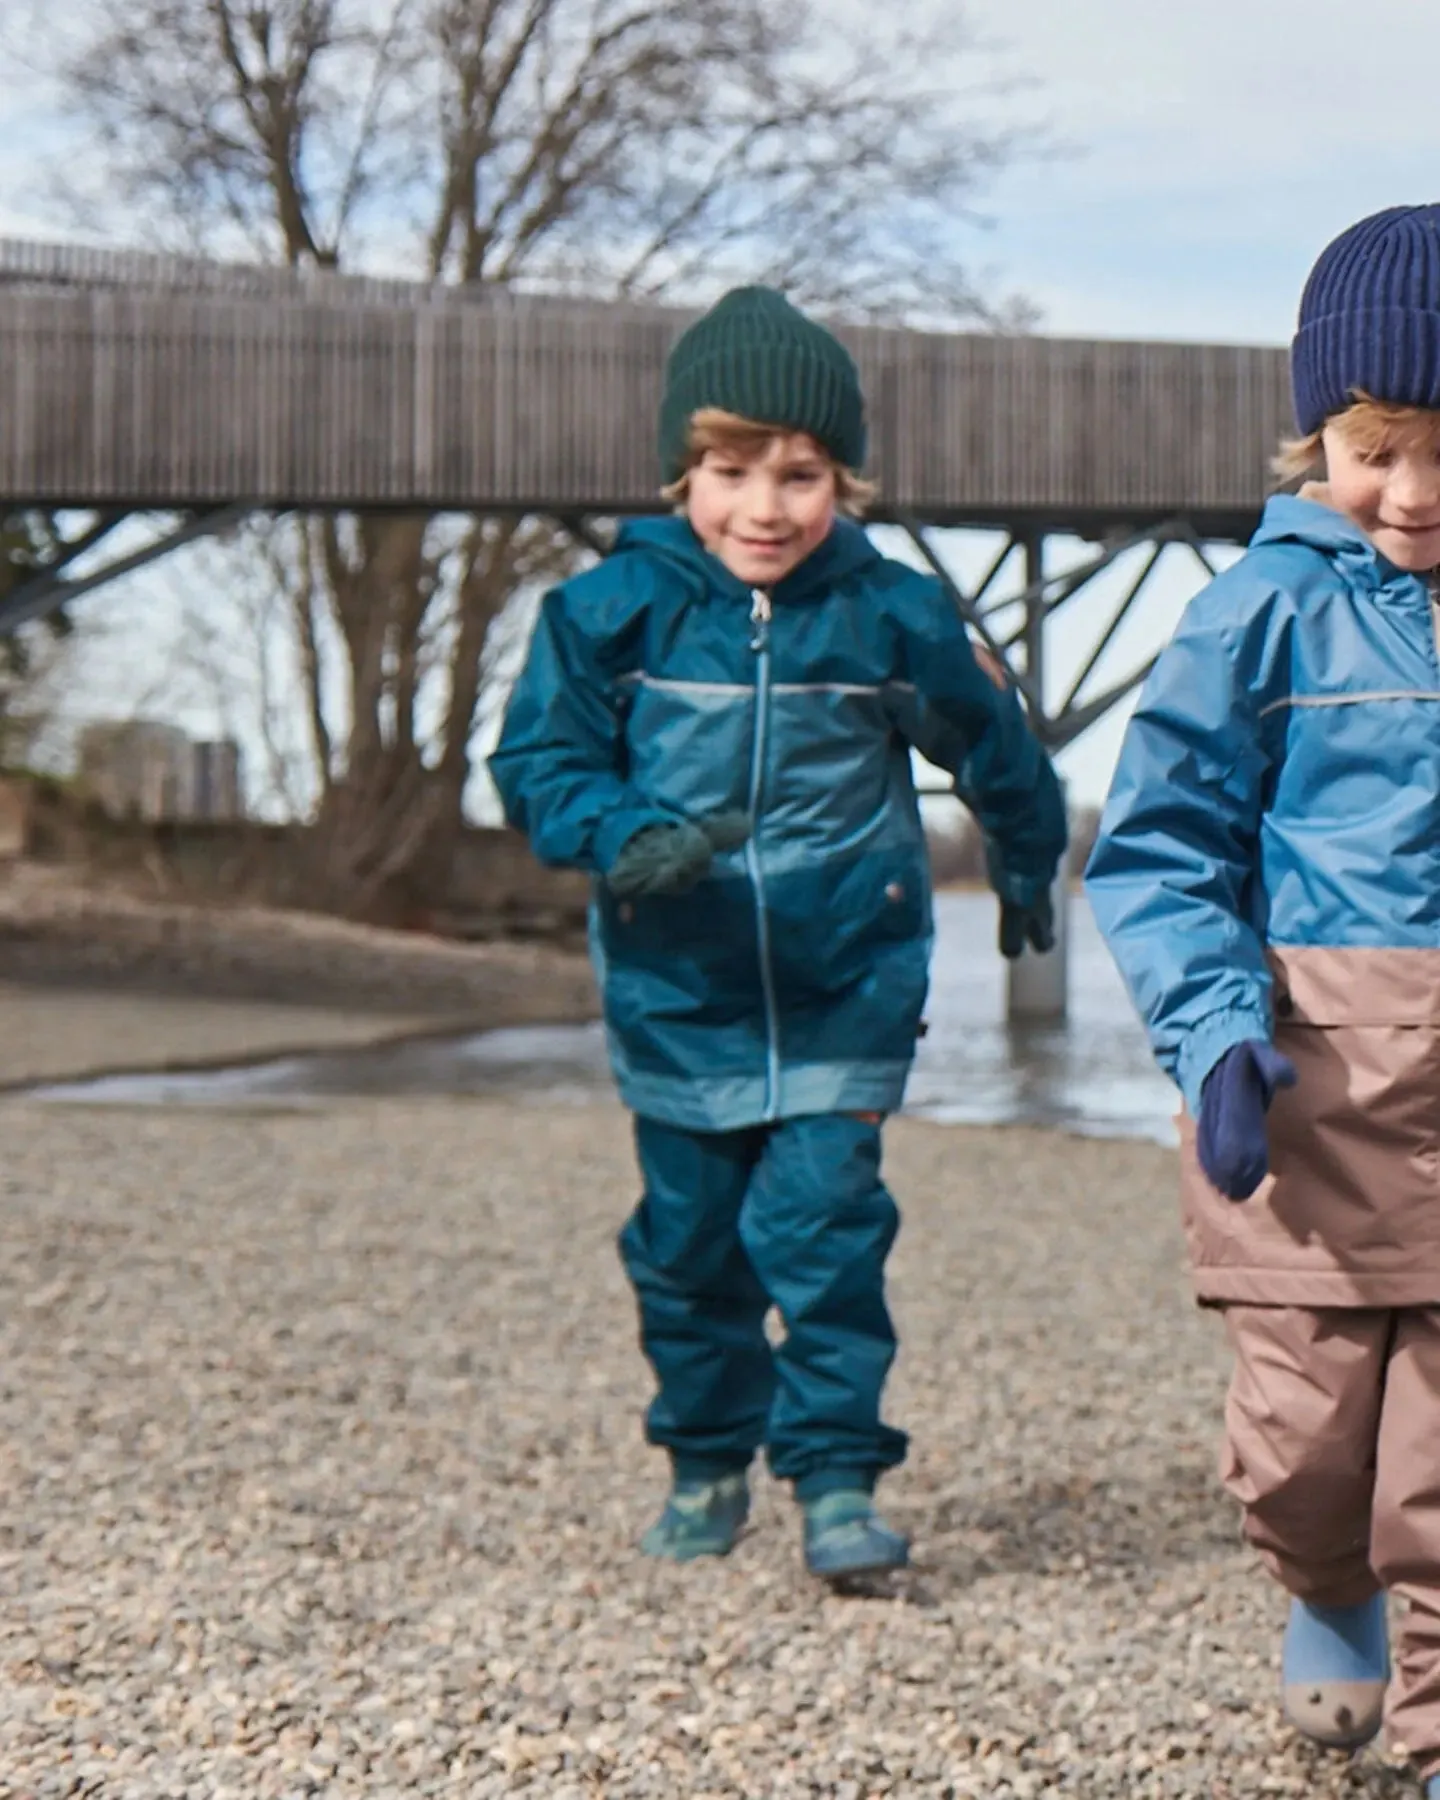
[639,1473,749,1561]
[1281,1594,1389,1749]
[802,1488,908,1581]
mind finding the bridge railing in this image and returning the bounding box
[0,274,1292,527]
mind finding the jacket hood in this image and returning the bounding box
[1251,491,1427,593]
[612,514,883,602]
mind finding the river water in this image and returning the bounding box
[30,892,1178,1143]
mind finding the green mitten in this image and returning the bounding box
[607,821,715,897]
[697,810,753,853]
[607,812,753,899]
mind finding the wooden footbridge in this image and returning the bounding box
[0,238,1294,750]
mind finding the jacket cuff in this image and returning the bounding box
[1176,1009,1272,1117]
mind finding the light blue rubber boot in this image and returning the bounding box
[1281,1594,1389,1749]
[639,1473,749,1561]
[1425,1776,1440,1799]
[802,1488,909,1581]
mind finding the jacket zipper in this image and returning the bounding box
[746,588,781,1121]
[1428,571,1440,672]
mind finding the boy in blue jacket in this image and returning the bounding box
[1087,205,1440,1785]
[491,287,1066,1581]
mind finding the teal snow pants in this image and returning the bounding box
[617,1112,909,1496]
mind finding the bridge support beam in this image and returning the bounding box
[555,513,614,560]
[1007,870,1071,1024]
[1007,539,1068,1022]
[892,512,1226,751]
[0,504,255,636]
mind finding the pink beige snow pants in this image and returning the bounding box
[1222,1305,1440,1772]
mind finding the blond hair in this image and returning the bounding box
[1273,391,1440,482]
[661,407,877,518]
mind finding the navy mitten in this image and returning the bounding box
[1196,1040,1297,1201]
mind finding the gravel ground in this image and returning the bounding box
[0,1094,1418,1797]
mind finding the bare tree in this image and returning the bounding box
[0,512,89,770]
[26,0,1043,917]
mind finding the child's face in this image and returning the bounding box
[1322,420,1440,571]
[686,432,837,587]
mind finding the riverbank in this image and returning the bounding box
[0,862,597,1085]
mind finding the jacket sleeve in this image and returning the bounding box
[487,584,679,873]
[889,587,1068,903]
[1083,585,1279,1114]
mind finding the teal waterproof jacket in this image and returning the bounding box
[490,517,1066,1130]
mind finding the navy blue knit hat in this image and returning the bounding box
[1292,204,1440,434]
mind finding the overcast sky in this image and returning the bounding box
[966,0,1440,345]
[3,2,1439,805]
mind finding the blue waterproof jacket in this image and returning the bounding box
[491,516,1066,1131]
[1087,493,1440,1111]
[1086,493,1440,1303]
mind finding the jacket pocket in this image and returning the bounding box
[767,848,930,999]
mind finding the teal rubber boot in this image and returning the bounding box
[1281,1594,1389,1749]
[803,1488,909,1581]
[639,1473,750,1561]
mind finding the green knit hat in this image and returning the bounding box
[658,286,868,481]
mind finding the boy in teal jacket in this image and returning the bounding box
[491,287,1066,1580]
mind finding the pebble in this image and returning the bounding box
[0,1094,1420,1796]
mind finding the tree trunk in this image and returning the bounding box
[302,515,531,924]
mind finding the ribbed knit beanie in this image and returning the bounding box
[657,286,867,481]
[1292,204,1440,434]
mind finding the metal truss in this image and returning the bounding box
[559,510,1237,754]
[0,505,253,636]
[892,513,1228,749]
[1,504,1236,764]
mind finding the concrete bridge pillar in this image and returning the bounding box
[1009,533,1069,1023]
[1006,869,1070,1023]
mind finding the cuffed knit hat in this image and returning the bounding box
[1292,204,1440,434]
[658,286,867,481]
